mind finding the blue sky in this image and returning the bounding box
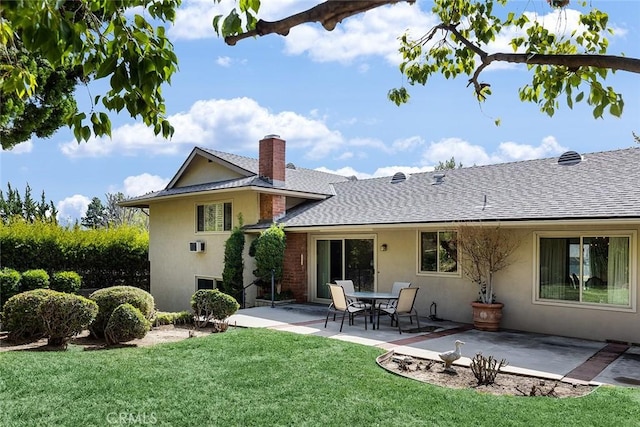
[2,0,639,224]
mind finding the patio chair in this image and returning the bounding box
[325,284,369,332]
[377,287,420,334]
[335,280,371,310]
[376,282,411,311]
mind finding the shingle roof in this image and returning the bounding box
[123,147,349,205]
[276,147,640,228]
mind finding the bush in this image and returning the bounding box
[89,286,155,338]
[21,269,50,291]
[190,289,239,328]
[105,303,151,345]
[0,221,149,290]
[0,267,21,306]
[37,291,98,348]
[50,271,82,293]
[1,289,55,342]
[252,224,286,284]
[222,219,245,305]
[152,311,193,327]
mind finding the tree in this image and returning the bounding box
[434,156,463,171]
[0,42,80,149]
[105,192,148,230]
[222,215,245,305]
[1,0,179,150]
[215,0,640,120]
[0,182,57,224]
[81,197,107,229]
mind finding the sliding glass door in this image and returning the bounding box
[316,237,375,300]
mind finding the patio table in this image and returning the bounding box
[347,291,398,330]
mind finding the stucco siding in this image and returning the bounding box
[308,222,640,343]
[174,155,246,188]
[148,191,258,311]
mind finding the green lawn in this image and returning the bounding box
[1,328,639,426]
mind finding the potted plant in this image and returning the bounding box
[456,224,519,331]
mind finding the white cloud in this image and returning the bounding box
[283,2,434,65]
[421,136,567,167]
[57,194,91,226]
[170,0,317,40]
[4,139,33,154]
[59,97,346,160]
[216,56,232,67]
[392,135,424,152]
[122,174,169,197]
[316,164,432,180]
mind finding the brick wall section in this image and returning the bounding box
[282,232,308,302]
[258,136,285,183]
[259,194,286,221]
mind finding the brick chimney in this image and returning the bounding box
[259,135,285,186]
[258,135,286,221]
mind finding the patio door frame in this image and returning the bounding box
[309,234,378,303]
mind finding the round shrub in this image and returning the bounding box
[50,271,82,293]
[89,286,154,338]
[190,289,239,328]
[1,289,55,342]
[37,291,98,348]
[21,269,50,291]
[105,303,151,345]
[0,268,21,306]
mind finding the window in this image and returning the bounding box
[538,234,632,307]
[419,231,458,274]
[196,202,232,232]
[196,277,218,290]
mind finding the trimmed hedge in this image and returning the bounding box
[1,289,55,342]
[21,269,49,291]
[89,286,155,338]
[0,267,21,305]
[50,271,82,293]
[0,221,149,290]
[191,289,239,328]
[37,292,98,348]
[105,303,151,345]
[152,311,193,327]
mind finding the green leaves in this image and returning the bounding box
[1,0,180,147]
[390,0,626,120]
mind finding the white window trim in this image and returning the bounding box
[532,230,637,313]
[194,200,233,234]
[415,230,461,277]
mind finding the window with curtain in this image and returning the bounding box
[538,234,631,307]
[196,202,232,232]
[419,231,458,274]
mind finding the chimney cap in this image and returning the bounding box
[262,134,281,139]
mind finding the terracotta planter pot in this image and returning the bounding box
[471,302,504,332]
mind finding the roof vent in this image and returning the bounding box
[390,172,407,184]
[558,150,582,166]
[286,162,296,169]
[432,172,445,185]
[347,175,358,181]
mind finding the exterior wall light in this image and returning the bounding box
[380,244,388,252]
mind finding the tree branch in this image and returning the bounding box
[224,0,415,46]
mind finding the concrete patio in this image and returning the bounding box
[228,304,640,388]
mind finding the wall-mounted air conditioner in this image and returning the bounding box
[189,241,205,253]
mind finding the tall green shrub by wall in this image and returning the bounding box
[0,221,149,290]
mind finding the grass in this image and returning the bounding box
[1,328,640,426]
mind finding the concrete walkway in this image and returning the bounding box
[228,304,640,388]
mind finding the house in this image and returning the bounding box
[122,136,640,344]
